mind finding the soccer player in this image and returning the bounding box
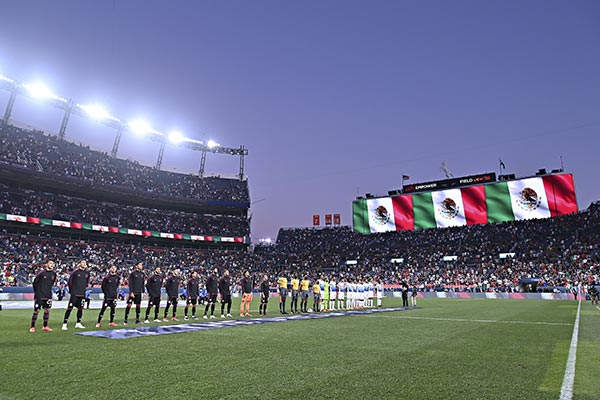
[218,269,233,318]
[259,275,270,316]
[124,262,146,325]
[329,277,337,311]
[240,270,253,317]
[337,278,346,310]
[323,278,330,311]
[312,280,321,312]
[30,260,57,332]
[376,280,384,307]
[300,275,310,313]
[184,271,200,320]
[62,260,90,330]
[203,268,219,319]
[290,275,300,314]
[96,265,120,328]
[163,269,181,321]
[278,275,289,314]
[144,267,163,323]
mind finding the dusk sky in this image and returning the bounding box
[1,1,599,241]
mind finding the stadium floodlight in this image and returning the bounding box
[23,81,64,101]
[168,130,185,144]
[207,140,219,149]
[81,104,112,121]
[128,119,153,135]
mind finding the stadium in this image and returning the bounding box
[1,3,600,400]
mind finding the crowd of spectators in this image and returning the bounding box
[0,124,249,203]
[0,185,249,236]
[1,203,598,292]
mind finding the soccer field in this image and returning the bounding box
[1,298,598,400]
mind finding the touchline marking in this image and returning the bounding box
[559,300,581,400]
[366,315,572,327]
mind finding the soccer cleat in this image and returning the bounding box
[109,322,117,327]
[95,323,101,328]
[245,313,252,317]
[42,326,52,332]
[62,323,68,331]
[123,320,128,326]
[184,316,189,321]
[29,327,35,333]
[221,314,225,318]
[203,315,208,319]
[192,315,197,320]
[239,313,245,317]
[153,319,161,322]
[163,318,169,322]
[144,320,150,324]
[135,320,142,324]
[226,313,232,318]
[171,317,178,321]
[209,315,216,319]
[74,323,86,329]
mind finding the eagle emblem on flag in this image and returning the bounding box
[372,205,390,225]
[517,187,541,211]
[438,197,459,219]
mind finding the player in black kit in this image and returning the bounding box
[62,260,90,330]
[163,269,181,321]
[124,262,146,325]
[96,265,120,327]
[184,271,200,320]
[144,267,163,323]
[203,268,219,319]
[30,260,58,332]
[259,275,270,316]
[218,269,233,318]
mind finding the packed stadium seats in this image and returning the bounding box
[2,203,598,292]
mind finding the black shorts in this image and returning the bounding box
[34,298,52,310]
[208,294,218,304]
[260,293,269,304]
[279,288,288,298]
[127,293,142,305]
[292,289,299,300]
[69,296,85,309]
[186,297,198,306]
[102,298,118,308]
[166,296,178,305]
[148,296,161,306]
[220,294,232,304]
[301,290,310,300]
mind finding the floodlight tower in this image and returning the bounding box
[1,76,17,125]
[58,99,74,140]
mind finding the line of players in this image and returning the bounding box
[28,259,385,332]
[274,275,385,315]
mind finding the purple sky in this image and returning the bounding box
[1,1,599,241]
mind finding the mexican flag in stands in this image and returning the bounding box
[353,174,577,233]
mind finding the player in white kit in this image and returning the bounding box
[329,278,337,310]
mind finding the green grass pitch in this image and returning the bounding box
[1,298,598,399]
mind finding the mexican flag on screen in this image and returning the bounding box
[353,174,577,233]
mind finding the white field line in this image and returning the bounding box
[366,314,572,327]
[559,300,581,400]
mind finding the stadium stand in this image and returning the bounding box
[2,203,598,293]
[0,124,249,203]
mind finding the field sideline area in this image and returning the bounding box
[1,298,599,399]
